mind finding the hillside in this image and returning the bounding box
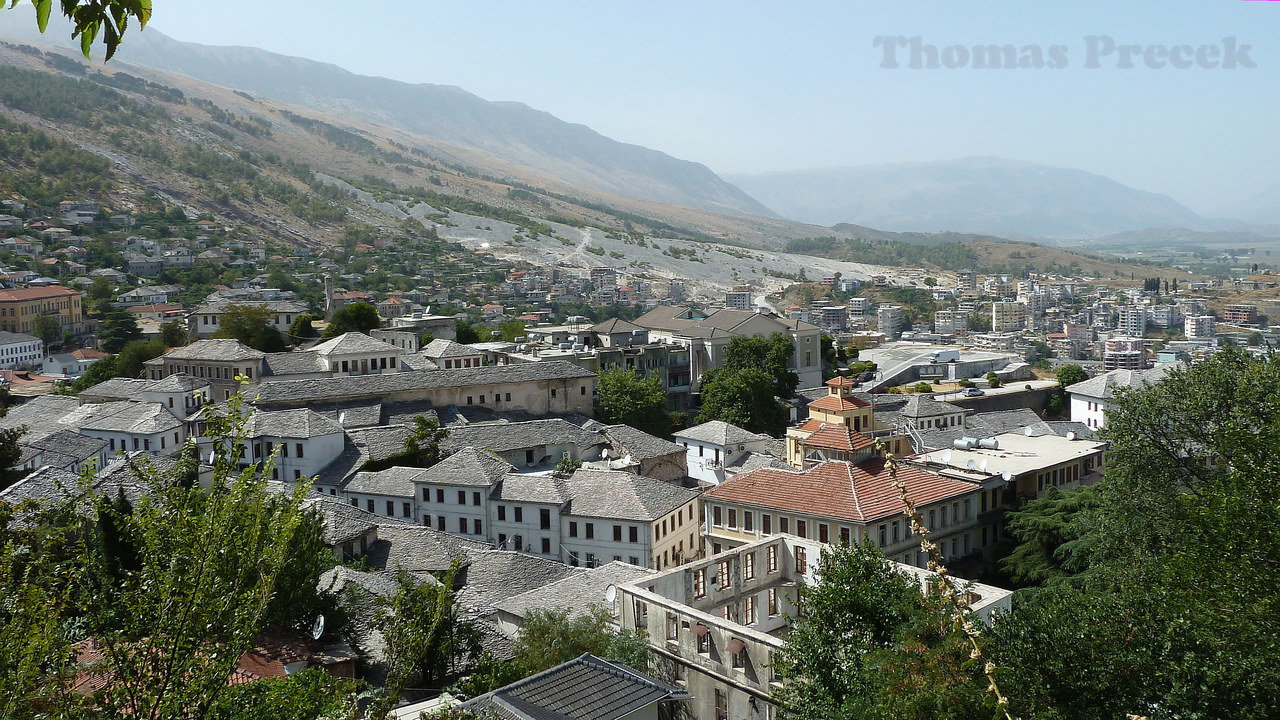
[727,157,1210,239]
[0,15,775,220]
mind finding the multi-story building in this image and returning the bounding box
[1185,314,1216,339]
[1116,306,1149,337]
[0,330,43,369]
[673,421,778,486]
[0,285,85,335]
[876,304,906,339]
[1149,304,1183,329]
[990,301,1026,333]
[847,297,872,316]
[614,535,1011,720]
[1103,335,1147,370]
[956,269,978,291]
[1065,366,1169,430]
[188,299,309,339]
[933,308,968,335]
[725,287,753,311]
[1221,304,1260,326]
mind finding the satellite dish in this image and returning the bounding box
[940,449,952,463]
[979,459,988,472]
[966,459,978,470]
[338,411,347,424]
[1001,470,1012,482]
[310,615,326,640]
[207,450,215,464]
[604,585,617,604]
[1066,431,1077,441]
[1023,426,1034,436]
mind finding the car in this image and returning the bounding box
[962,387,985,397]
[857,371,876,382]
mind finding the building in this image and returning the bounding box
[1221,304,1259,326]
[1066,367,1168,430]
[1116,306,1149,337]
[0,331,43,369]
[990,301,1026,333]
[614,535,1011,720]
[1102,335,1147,370]
[1185,314,1216,340]
[725,287,753,311]
[43,347,107,377]
[1149,304,1182,330]
[933,308,968,335]
[876,304,906,339]
[672,421,779,486]
[188,299,309,339]
[0,285,85,334]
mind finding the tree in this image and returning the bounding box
[159,320,189,347]
[455,320,481,344]
[497,320,526,343]
[511,606,649,678]
[696,366,788,436]
[597,368,670,438]
[287,314,316,344]
[984,371,1002,389]
[88,275,114,301]
[322,302,381,339]
[99,307,141,353]
[361,415,449,472]
[11,0,151,60]
[722,333,798,398]
[0,426,26,492]
[32,314,61,349]
[212,304,286,353]
[115,338,165,379]
[1054,364,1087,388]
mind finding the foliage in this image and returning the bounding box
[115,338,165,379]
[722,333,798,398]
[287,314,317,344]
[984,371,1002,389]
[322,302,381,339]
[32,313,61,348]
[158,320,189,347]
[512,606,650,678]
[596,368,671,439]
[211,304,287,353]
[999,486,1099,589]
[496,320,526,343]
[1054,364,1087,387]
[361,415,449,472]
[696,366,788,437]
[911,382,933,393]
[15,0,152,59]
[454,320,481,344]
[784,236,979,271]
[261,506,341,632]
[0,426,26,492]
[206,667,363,720]
[98,306,141,353]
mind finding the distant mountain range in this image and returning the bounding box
[0,16,774,219]
[727,157,1220,239]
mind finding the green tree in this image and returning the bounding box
[115,338,165,379]
[455,320,481,344]
[88,274,115,301]
[984,371,1002,389]
[0,426,26,492]
[12,0,152,60]
[596,368,671,438]
[511,606,649,678]
[361,415,449,472]
[159,320,189,347]
[497,320,526,343]
[723,333,798,398]
[207,667,363,720]
[287,314,316,344]
[32,313,61,349]
[1054,364,1087,388]
[322,302,381,339]
[99,306,141,353]
[696,366,788,436]
[212,304,286,353]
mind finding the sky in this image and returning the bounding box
[13,1,1280,214]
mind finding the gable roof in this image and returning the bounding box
[422,338,480,358]
[442,419,605,456]
[589,317,644,334]
[492,561,655,622]
[709,459,974,523]
[163,339,266,362]
[672,420,767,447]
[458,653,689,720]
[310,332,402,357]
[1066,367,1169,400]
[252,362,595,405]
[562,469,699,521]
[603,424,685,460]
[414,447,516,486]
[901,395,964,419]
[801,423,876,452]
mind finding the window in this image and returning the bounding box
[744,595,757,624]
[541,538,551,554]
[878,524,886,546]
[422,488,430,501]
[569,521,578,537]
[614,525,623,542]
[459,518,469,533]
[715,689,728,720]
[457,491,466,505]
[402,502,411,518]
[767,544,778,573]
[728,508,737,529]
[550,388,557,397]
[819,524,829,543]
[743,511,753,532]
[840,526,851,544]
[466,396,473,405]
[779,517,789,534]
[585,522,594,539]
[473,491,481,506]
[514,507,523,522]
[892,520,901,543]
[712,505,722,526]
[795,546,808,574]
[366,499,374,512]
[796,519,807,538]
[585,552,595,566]
[762,513,772,535]
[693,569,706,598]
[768,586,779,615]
[436,489,444,503]
[629,526,638,543]
[540,508,551,530]
[666,613,678,641]
[498,505,506,521]
[475,519,483,535]
[629,556,639,565]
[718,560,731,588]
[743,552,755,580]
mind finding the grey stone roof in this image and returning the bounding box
[252,361,594,405]
[262,351,327,376]
[318,565,403,600]
[563,469,699,522]
[422,338,479,358]
[673,420,767,447]
[79,377,153,401]
[414,447,514,487]
[364,524,487,575]
[0,395,80,439]
[493,473,569,505]
[0,452,181,526]
[901,395,964,419]
[456,548,583,617]
[348,425,413,462]
[1066,366,1170,400]
[397,353,439,371]
[723,451,791,475]
[604,425,684,461]
[0,330,39,345]
[162,339,265,361]
[246,408,344,439]
[915,408,1057,452]
[327,401,384,429]
[589,317,644,334]
[65,401,183,435]
[442,419,605,456]
[1045,421,1098,441]
[18,428,106,467]
[303,495,383,545]
[311,332,402,357]
[342,466,422,499]
[458,652,690,720]
[144,373,210,393]
[492,561,654,622]
[192,299,308,315]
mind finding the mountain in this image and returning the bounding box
[726,157,1209,239]
[1211,182,1280,225]
[0,15,775,219]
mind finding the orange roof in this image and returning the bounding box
[803,424,876,452]
[827,376,858,387]
[0,285,79,301]
[72,348,109,360]
[808,394,870,412]
[709,459,974,523]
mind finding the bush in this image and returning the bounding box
[958,378,975,388]
[912,382,933,393]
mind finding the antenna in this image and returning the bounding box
[338,411,347,425]
[979,459,988,472]
[966,459,978,470]
[1066,431,1077,441]
[604,585,617,604]
[310,615,325,640]
[1023,426,1034,436]
[1001,470,1012,482]
[940,449,952,463]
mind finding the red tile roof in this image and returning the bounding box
[709,459,975,523]
[808,394,870,412]
[0,285,79,301]
[826,376,858,388]
[803,424,876,452]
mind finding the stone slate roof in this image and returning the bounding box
[0,330,39,344]
[603,425,685,461]
[65,401,183,435]
[253,361,594,405]
[246,408,343,439]
[348,425,413,461]
[492,473,570,505]
[723,451,792,475]
[0,452,181,526]
[144,373,209,393]
[1066,366,1170,400]
[162,339,265,362]
[18,429,106,468]
[458,652,690,720]
[492,561,654,622]
[914,408,1059,452]
[303,495,383,545]
[397,353,439,371]
[414,447,514,487]
[78,377,153,401]
[589,317,644,334]
[673,420,767,447]
[456,548,583,617]
[342,466,422,499]
[364,524,487,575]
[562,469,699,522]
[442,419,605,456]
[311,332,402,357]
[0,395,80,440]
[192,299,308,315]
[901,395,964,419]
[422,338,480,358]
[262,351,327,376]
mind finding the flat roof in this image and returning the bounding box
[913,431,1105,477]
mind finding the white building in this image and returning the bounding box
[877,304,906,339]
[990,301,1026,333]
[0,331,43,370]
[1185,314,1216,339]
[672,421,778,486]
[1116,306,1149,337]
[1065,367,1169,430]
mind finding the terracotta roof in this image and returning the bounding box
[709,459,974,523]
[808,394,870,412]
[802,424,876,452]
[0,285,79,301]
[826,376,858,388]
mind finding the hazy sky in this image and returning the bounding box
[17,2,1280,213]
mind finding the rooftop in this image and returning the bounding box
[311,332,403,357]
[1066,366,1170,400]
[673,420,768,447]
[913,432,1107,478]
[162,339,266,362]
[492,561,655,622]
[253,362,595,405]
